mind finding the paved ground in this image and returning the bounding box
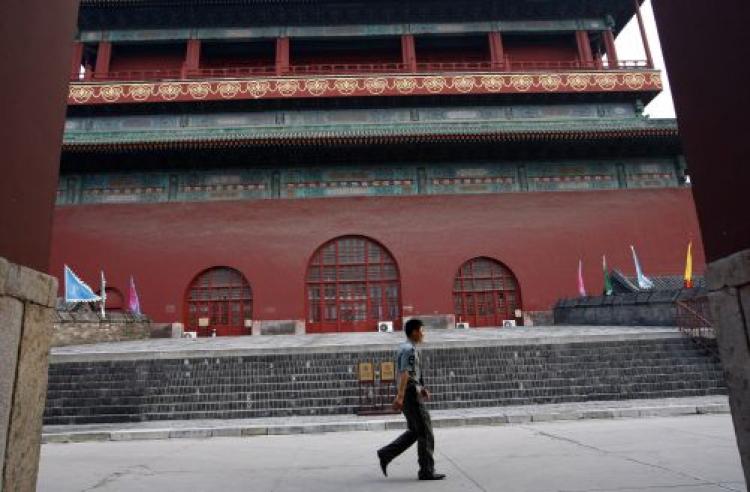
[42,396,730,443]
[39,414,745,492]
[50,326,682,362]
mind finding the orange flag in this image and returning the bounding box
[683,241,693,288]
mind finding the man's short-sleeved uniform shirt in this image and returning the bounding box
[396,341,422,387]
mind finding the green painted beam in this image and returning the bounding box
[80,18,610,43]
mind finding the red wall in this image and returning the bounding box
[50,188,705,325]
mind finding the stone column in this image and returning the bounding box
[706,250,750,487]
[0,257,58,492]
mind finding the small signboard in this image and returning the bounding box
[198,317,210,327]
[358,362,374,382]
[380,361,395,382]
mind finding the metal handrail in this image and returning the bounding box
[675,296,719,359]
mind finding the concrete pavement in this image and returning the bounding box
[42,396,730,444]
[39,414,746,492]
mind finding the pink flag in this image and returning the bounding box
[128,276,141,315]
[577,259,587,297]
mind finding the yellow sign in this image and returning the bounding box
[380,361,395,381]
[358,362,374,382]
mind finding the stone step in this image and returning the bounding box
[44,336,726,425]
[44,388,728,426]
[45,364,723,392]
[45,369,723,403]
[45,379,726,419]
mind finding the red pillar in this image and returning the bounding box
[94,41,111,79]
[401,34,417,72]
[634,0,655,68]
[603,30,619,68]
[275,37,290,75]
[576,31,594,69]
[70,41,83,80]
[488,32,504,70]
[182,38,201,77]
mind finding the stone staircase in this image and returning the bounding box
[44,337,726,425]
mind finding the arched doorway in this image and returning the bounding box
[453,257,521,327]
[185,267,253,337]
[306,236,402,333]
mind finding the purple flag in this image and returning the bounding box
[128,276,141,315]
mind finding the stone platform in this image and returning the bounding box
[44,326,726,426]
[50,325,685,362]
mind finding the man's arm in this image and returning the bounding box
[392,370,410,411]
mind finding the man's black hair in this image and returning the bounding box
[404,318,424,339]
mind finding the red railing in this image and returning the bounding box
[70,59,651,82]
[675,295,719,359]
[289,62,406,75]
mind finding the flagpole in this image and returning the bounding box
[100,270,106,319]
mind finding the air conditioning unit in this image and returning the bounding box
[182,331,198,339]
[456,322,470,329]
[377,321,394,333]
[502,320,517,328]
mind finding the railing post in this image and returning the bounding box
[488,31,504,71]
[182,38,201,78]
[401,34,417,73]
[94,40,112,80]
[276,37,290,76]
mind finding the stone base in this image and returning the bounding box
[404,314,456,330]
[0,257,57,491]
[252,320,305,336]
[706,249,750,487]
[51,321,165,347]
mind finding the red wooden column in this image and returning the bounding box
[575,31,594,69]
[275,37,290,75]
[401,34,417,72]
[70,41,83,80]
[634,0,654,68]
[488,31,504,70]
[182,38,201,77]
[94,41,112,79]
[603,30,619,68]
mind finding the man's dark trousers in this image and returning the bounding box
[378,385,434,475]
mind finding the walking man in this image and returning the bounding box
[377,318,446,480]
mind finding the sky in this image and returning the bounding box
[615,0,675,118]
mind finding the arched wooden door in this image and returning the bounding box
[453,257,521,327]
[306,236,401,333]
[185,267,253,337]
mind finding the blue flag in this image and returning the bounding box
[64,265,102,303]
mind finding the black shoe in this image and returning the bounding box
[377,451,388,477]
[418,472,446,480]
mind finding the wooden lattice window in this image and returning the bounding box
[185,267,253,337]
[306,236,401,333]
[453,257,521,327]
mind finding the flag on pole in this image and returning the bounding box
[630,245,654,290]
[577,259,587,297]
[100,270,107,319]
[684,241,694,288]
[64,265,101,303]
[128,276,141,315]
[602,255,613,296]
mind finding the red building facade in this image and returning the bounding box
[53,0,703,334]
